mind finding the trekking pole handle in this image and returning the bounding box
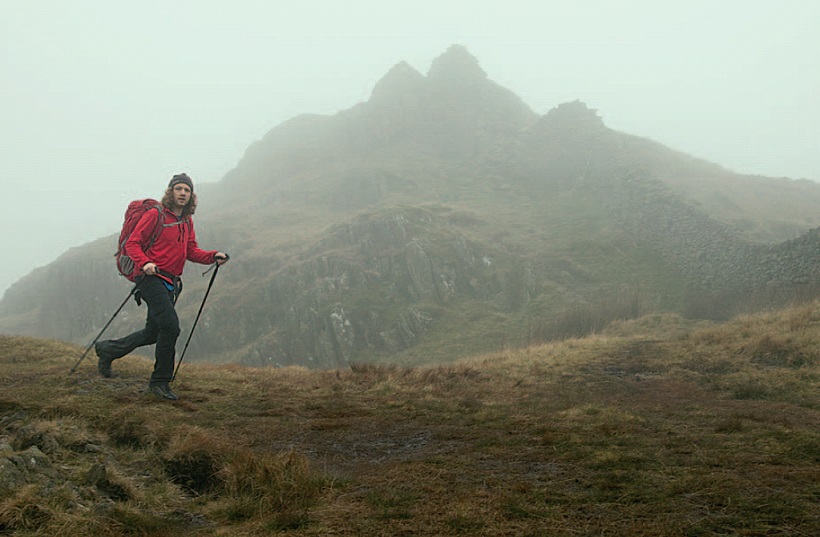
[203,253,229,276]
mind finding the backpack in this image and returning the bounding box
[115,199,165,281]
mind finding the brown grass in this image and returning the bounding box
[0,300,819,535]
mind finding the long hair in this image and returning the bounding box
[161,187,197,217]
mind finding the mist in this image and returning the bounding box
[1,0,818,297]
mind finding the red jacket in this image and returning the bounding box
[125,206,216,280]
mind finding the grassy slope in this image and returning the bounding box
[1,301,818,536]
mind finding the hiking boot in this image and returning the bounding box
[149,383,178,401]
[95,341,116,378]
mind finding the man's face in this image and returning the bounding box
[173,184,191,207]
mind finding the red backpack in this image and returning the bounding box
[115,199,165,281]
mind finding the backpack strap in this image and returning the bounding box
[144,205,165,251]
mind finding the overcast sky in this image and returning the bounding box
[1,0,818,298]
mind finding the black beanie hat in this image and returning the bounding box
[169,173,194,191]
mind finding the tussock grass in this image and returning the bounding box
[1,299,819,535]
[0,485,53,531]
[214,449,325,529]
[162,426,227,494]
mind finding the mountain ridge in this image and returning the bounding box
[1,45,819,367]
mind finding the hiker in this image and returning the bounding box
[95,174,229,400]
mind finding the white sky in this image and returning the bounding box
[1,0,818,297]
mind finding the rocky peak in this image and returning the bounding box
[427,44,487,84]
[369,61,425,102]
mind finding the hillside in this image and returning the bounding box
[2,45,820,368]
[1,301,818,535]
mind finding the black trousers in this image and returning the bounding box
[102,276,181,385]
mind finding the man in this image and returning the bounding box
[95,173,229,400]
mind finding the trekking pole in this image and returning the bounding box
[172,256,226,382]
[70,280,142,374]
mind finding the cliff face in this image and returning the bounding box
[2,45,820,367]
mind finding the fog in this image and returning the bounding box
[1,0,818,298]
